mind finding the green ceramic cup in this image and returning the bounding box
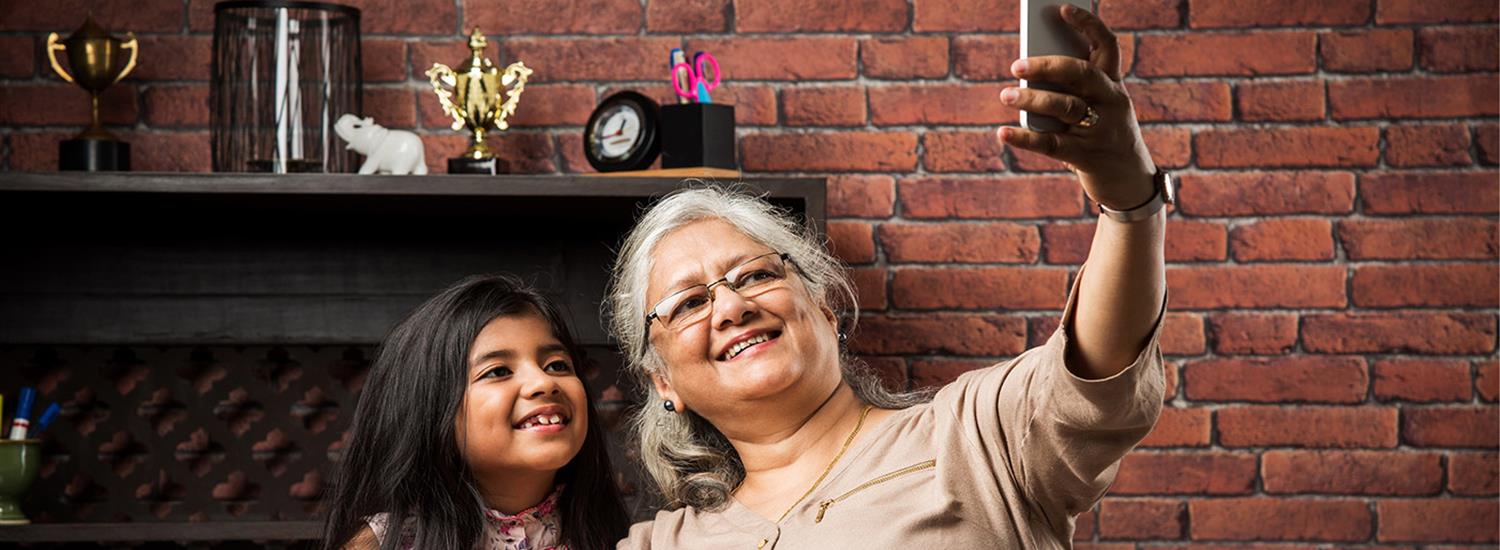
[0,439,41,524]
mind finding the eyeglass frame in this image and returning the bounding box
[642,251,799,340]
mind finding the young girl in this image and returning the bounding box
[321,274,630,550]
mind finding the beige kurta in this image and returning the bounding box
[618,265,1167,549]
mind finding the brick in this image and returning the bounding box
[923,131,1005,173]
[1331,75,1500,120]
[362,40,408,83]
[509,37,683,83]
[1376,0,1500,24]
[1130,81,1232,122]
[1141,127,1191,169]
[1372,359,1473,402]
[1007,146,1069,173]
[1319,28,1415,72]
[363,88,417,129]
[1404,407,1500,448]
[1197,127,1379,168]
[1449,452,1499,496]
[862,37,949,80]
[1185,356,1367,403]
[0,36,32,78]
[828,175,895,218]
[1208,313,1297,355]
[144,85,210,128]
[849,267,887,311]
[1042,222,1094,265]
[1176,172,1355,216]
[1162,314,1206,356]
[871,84,1012,126]
[1138,407,1211,447]
[0,84,137,126]
[1377,499,1499,542]
[465,0,641,34]
[8,131,74,171]
[910,358,999,388]
[1421,27,1500,72]
[1353,264,1499,308]
[913,0,1017,32]
[783,86,867,127]
[423,132,555,174]
[1190,498,1372,541]
[343,0,456,34]
[646,0,729,33]
[1477,123,1500,164]
[1112,452,1257,495]
[849,314,1027,356]
[708,86,778,126]
[1041,219,1225,264]
[1136,31,1316,77]
[123,131,212,172]
[1263,450,1442,495]
[1304,313,1496,355]
[1480,360,1500,402]
[1217,406,1399,448]
[827,221,876,264]
[737,0,907,32]
[124,36,212,81]
[953,36,1019,81]
[741,132,916,172]
[1190,0,1371,28]
[1236,80,1326,122]
[1099,498,1182,540]
[686,37,857,80]
[1167,265,1345,309]
[900,176,1083,219]
[1386,124,1473,167]
[1360,172,1500,215]
[1073,510,1097,541]
[505,85,595,127]
[859,356,906,391]
[0,0,184,32]
[1339,219,1499,260]
[555,133,593,174]
[880,223,1039,263]
[1229,219,1333,262]
[891,268,1068,310]
[1099,0,1183,30]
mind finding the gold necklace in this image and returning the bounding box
[773,403,874,524]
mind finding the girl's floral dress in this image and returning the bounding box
[367,486,567,550]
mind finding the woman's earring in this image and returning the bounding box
[663,400,676,413]
[837,331,848,345]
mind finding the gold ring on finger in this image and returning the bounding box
[1075,105,1100,129]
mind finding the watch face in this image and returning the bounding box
[584,91,660,172]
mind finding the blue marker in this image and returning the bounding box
[33,403,60,436]
[9,387,35,440]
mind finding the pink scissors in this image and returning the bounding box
[672,52,720,103]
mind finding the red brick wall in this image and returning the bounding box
[3,0,1498,545]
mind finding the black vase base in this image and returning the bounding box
[60,139,130,171]
[448,157,510,175]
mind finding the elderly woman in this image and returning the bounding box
[608,7,1167,549]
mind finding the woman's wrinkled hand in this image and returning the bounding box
[997,5,1157,211]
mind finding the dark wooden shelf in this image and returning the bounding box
[0,521,321,542]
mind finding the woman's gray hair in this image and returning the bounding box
[605,184,930,511]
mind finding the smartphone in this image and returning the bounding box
[1020,0,1093,133]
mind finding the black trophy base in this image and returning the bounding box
[448,157,510,174]
[60,138,130,171]
[660,103,736,170]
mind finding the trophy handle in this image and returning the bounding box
[45,32,75,84]
[113,33,139,85]
[492,61,533,132]
[425,63,466,131]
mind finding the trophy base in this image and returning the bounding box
[448,157,510,175]
[60,139,130,171]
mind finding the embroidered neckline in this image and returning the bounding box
[482,484,564,524]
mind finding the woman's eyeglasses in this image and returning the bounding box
[645,252,793,334]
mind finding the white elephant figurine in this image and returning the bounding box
[334,114,428,175]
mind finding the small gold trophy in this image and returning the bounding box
[426,28,532,174]
[47,16,138,171]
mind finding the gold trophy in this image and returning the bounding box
[426,27,532,174]
[47,16,138,171]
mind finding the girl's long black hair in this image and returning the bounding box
[321,274,629,550]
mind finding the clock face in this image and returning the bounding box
[595,105,642,159]
[583,91,660,172]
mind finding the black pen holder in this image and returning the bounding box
[660,103,736,170]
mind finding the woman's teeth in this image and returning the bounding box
[725,333,772,360]
[517,414,565,429]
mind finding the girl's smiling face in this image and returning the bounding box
[457,309,589,481]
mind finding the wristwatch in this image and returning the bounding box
[1098,170,1174,223]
